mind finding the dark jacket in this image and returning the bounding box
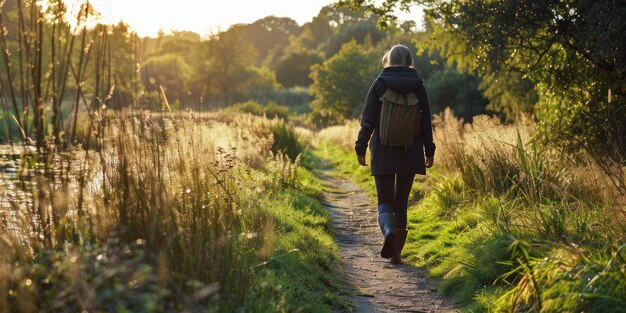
[355,66,436,175]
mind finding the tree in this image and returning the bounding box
[341,0,626,163]
[203,27,260,94]
[240,16,302,61]
[291,5,374,53]
[108,22,142,108]
[274,48,324,87]
[480,71,537,120]
[325,20,386,56]
[426,68,488,122]
[238,65,281,92]
[142,53,193,104]
[310,40,380,124]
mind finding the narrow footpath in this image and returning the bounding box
[318,168,456,313]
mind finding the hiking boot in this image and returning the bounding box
[389,228,408,264]
[378,213,397,258]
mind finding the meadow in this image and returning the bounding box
[1,109,353,312]
[317,109,626,312]
[4,103,624,312]
[0,2,348,311]
[1,0,624,311]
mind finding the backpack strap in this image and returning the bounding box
[376,76,420,108]
[380,89,418,107]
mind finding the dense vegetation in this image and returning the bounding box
[0,109,352,311]
[0,1,353,311]
[342,0,625,190]
[0,0,624,312]
[319,0,625,310]
[318,111,625,312]
[0,0,490,145]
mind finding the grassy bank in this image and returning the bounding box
[317,111,626,312]
[246,156,350,312]
[0,113,348,312]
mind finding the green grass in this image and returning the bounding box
[312,140,376,197]
[314,139,626,312]
[228,100,291,121]
[315,142,508,309]
[247,188,349,312]
[271,122,303,162]
[1,115,349,312]
[1,159,348,312]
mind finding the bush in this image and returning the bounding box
[230,100,290,120]
[264,102,290,120]
[230,100,265,115]
[271,122,302,161]
[309,40,380,125]
[426,68,488,122]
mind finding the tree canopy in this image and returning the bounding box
[340,0,625,163]
[309,40,380,125]
[0,0,495,143]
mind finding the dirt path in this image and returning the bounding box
[318,168,456,313]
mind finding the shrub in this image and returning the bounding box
[309,40,380,125]
[264,102,290,120]
[271,121,303,161]
[229,100,290,120]
[230,100,265,115]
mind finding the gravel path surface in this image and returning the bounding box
[319,169,457,313]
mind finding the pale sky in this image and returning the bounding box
[81,0,423,37]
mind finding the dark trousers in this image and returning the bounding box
[374,173,415,229]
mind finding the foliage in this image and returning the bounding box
[0,113,347,311]
[310,40,380,125]
[342,0,626,172]
[325,20,386,56]
[142,53,193,103]
[107,22,143,108]
[271,121,303,162]
[238,16,303,61]
[203,27,260,94]
[240,65,282,92]
[229,100,286,119]
[292,5,372,52]
[273,49,324,87]
[229,100,266,116]
[480,71,538,121]
[317,109,625,311]
[426,68,488,122]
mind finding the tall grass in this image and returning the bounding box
[429,109,626,311]
[316,119,360,151]
[0,109,334,311]
[318,107,626,311]
[0,2,349,311]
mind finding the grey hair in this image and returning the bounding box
[382,44,414,68]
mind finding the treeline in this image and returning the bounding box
[0,0,494,145]
[130,5,493,122]
[142,6,487,124]
[340,0,625,180]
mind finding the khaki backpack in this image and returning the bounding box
[378,88,421,147]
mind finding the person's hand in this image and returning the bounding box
[425,157,434,168]
[357,155,367,166]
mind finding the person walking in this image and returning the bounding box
[355,44,435,264]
